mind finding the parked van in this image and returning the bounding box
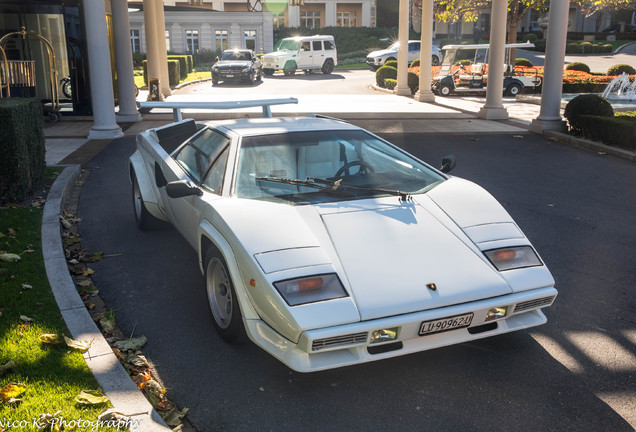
[262,35,337,76]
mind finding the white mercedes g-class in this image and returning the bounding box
[262,35,337,76]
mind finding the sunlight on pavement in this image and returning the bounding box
[530,333,584,373]
[566,331,636,373]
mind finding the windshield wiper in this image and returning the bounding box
[256,176,412,201]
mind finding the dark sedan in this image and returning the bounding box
[211,49,262,86]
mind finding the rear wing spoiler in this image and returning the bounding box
[138,98,299,121]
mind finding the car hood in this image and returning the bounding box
[263,51,292,60]
[367,48,397,58]
[214,61,251,68]
[213,178,517,321]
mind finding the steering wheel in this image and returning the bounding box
[334,160,374,178]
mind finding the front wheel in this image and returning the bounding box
[204,247,246,344]
[132,170,160,230]
[321,59,334,74]
[62,80,72,99]
[439,84,452,96]
[283,66,297,76]
[263,68,274,76]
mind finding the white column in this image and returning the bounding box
[83,0,122,139]
[155,0,172,97]
[111,0,141,122]
[143,0,162,101]
[325,3,337,27]
[288,6,300,27]
[531,1,570,133]
[415,0,434,102]
[361,2,371,27]
[477,0,508,120]
[394,0,410,96]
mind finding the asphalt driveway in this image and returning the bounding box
[78,131,635,431]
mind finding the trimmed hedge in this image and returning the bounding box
[167,60,180,87]
[515,58,533,67]
[0,98,45,203]
[578,114,636,148]
[384,78,397,90]
[408,71,419,94]
[564,94,614,134]
[565,62,591,73]
[384,60,398,69]
[410,59,420,68]
[167,55,189,79]
[607,64,636,76]
[376,65,397,87]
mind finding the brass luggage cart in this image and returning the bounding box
[0,27,61,122]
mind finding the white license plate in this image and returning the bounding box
[226,74,234,78]
[419,313,474,336]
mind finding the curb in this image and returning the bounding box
[542,130,636,162]
[42,165,172,432]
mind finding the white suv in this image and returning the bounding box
[262,35,338,76]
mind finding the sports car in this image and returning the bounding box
[129,114,557,372]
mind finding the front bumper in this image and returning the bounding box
[366,57,383,67]
[212,70,251,81]
[245,286,557,372]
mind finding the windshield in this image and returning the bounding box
[234,129,445,204]
[387,41,399,51]
[220,50,252,61]
[278,39,300,52]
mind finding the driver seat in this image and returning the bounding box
[298,142,340,180]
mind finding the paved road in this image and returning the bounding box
[78,131,635,432]
[516,45,636,73]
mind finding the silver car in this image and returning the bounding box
[366,40,442,69]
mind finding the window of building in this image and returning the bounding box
[130,29,140,53]
[165,30,171,51]
[301,11,321,28]
[273,13,285,29]
[215,29,228,52]
[185,29,199,53]
[244,30,257,50]
[337,11,357,27]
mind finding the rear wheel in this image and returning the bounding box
[132,170,160,230]
[432,56,440,66]
[204,247,246,343]
[263,68,274,76]
[506,83,522,96]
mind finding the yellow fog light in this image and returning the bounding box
[370,327,399,344]
[485,307,508,321]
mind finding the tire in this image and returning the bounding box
[321,59,334,74]
[212,79,219,86]
[386,57,396,62]
[47,112,60,123]
[506,83,522,96]
[256,69,262,81]
[132,170,160,230]
[62,80,72,99]
[432,56,440,66]
[247,71,255,85]
[283,66,296,76]
[263,68,274,76]
[204,247,246,344]
[440,84,452,96]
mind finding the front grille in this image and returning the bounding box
[312,332,368,351]
[514,296,556,313]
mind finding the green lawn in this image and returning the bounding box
[0,169,117,428]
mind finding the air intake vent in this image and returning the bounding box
[312,332,368,351]
[514,296,556,313]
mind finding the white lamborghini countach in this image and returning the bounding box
[129,114,557,372]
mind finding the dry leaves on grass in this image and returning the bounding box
[64,335,92,353]
[39,334,62,344]
[74,389,109,405]
[0,253,21,262]
[0,382,26,402]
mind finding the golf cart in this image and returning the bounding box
[432,43,541,96]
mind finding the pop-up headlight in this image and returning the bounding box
[274,274,347,306]
[484,246,542,271]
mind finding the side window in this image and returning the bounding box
[301,41,311,51]
[409,42,420,52]
[312,41,322,51]
[323,40,334,50]
[202,146,229,194]
[174,128,230,183]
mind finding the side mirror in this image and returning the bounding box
[214,56,219,63]
[166,180,202,198]
[252,57,257,62]
[440,155,456,173]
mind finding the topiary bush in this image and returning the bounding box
[167,55,189,79]
[410,59,420,68]
[408,71,419,94]
[376,65,397,87]
[524,33,538,43]
[578,114,636,149]
[565,62,590,73]
[384,78,397,90]
[384,60,398,69]
[515,58,533,67]
[566,43,582,54]
[533,39,546,52]
[580,41,593,53]
[564,94,614,134]
[0,98,45,204]
[607,64,636,76]
[167,60,180,86]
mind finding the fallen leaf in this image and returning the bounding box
[98,409,131,425]
[37,411,62,431]
[0,361,15,373]
[0,382,26,402]
[84,301,96,310]
[467,137,479,141]
[161,407,189,427]
[3,397,22,406]
[39,334,62,344]
[23,249,35,254]
[0,253,21,262]
[113,336,147,352]
[259,387,265,392]
[74,390,109,405]
[64,335,91,352]
[77,280,94,287]
[19,315,33,322]
[143,379,165,396]
[82,252,104,262]
[513,135,525,139]
[60,218,72,229]
[21,284,32,290]
[127,354,149,368]
[83,268,95,277]
[8,229,16,235]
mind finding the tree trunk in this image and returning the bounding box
[508,1,521,68]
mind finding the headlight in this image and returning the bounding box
[274,274,348,306]
[242,68,249,73]
[484,246,542,271]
